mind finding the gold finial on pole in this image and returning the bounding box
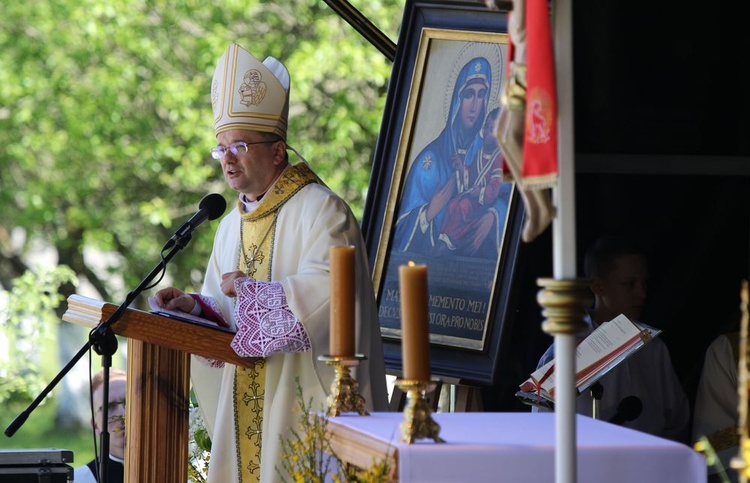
[536,278,592,336]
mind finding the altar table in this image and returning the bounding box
[326,412,706,483]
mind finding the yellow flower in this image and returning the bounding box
[277,379,390,483]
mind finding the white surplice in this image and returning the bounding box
[190,169,388,483]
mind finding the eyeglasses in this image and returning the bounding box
[210,140,275,160]
[97,399,126,413]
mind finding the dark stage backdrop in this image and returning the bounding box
[485,0,750,411]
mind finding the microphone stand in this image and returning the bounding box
[4,230,196,483]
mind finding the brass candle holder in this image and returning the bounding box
[395,378,445,444]
[318,355,369,416]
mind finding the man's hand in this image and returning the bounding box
[221,271,248,298]
[153,287,196,313]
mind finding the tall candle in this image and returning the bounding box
[399,262,430,381]
[329,245,356,357]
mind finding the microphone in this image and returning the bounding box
[608,395,643,425]
[166,193,226,249]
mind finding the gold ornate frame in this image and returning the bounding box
[362,2,520,383]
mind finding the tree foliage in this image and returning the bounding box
[0,266,77,406]
[0,0,403,300]
[0,0,404,420]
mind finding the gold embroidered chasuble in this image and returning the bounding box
[233,163,321,482]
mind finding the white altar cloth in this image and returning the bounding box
[327,412,706,483]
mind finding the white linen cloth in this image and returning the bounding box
[327,412,706,483]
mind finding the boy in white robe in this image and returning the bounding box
[533,236,689,443]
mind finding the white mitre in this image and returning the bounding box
[211,43,290,140]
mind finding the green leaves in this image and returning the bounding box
[0,266,77,405]
[0,0,403,299]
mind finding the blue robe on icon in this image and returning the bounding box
[393,57,493,255]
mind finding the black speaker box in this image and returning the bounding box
[0,449,73,482]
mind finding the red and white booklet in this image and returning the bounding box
[517,314,660,408]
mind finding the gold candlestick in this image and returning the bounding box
[395,378,445,444]
[318,355,369,416]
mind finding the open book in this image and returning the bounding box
[147,296,232,332]
[517,314,660,409]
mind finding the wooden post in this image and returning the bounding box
[125,340,190,482]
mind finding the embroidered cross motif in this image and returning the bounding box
[243,244,265,277]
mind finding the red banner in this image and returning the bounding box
[522,0,558,188]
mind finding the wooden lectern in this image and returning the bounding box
[63,294,256,483]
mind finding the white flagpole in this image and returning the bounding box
[552,0,577,482]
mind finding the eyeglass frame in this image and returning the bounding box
[210,140,278,160]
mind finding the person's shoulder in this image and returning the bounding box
[214,205,240,231]
[295,182,351,211]
[634,332,679,368]
[218,203,240,221]
[638,333,670,355]
[705,331,739,365]
[301,180,336,197]
[73,463,96,483]
[710,332,737,352]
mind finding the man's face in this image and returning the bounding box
[459,82,487,130]
[216,129,285,200]
[93,376,127,459]
[592,254,649,322]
